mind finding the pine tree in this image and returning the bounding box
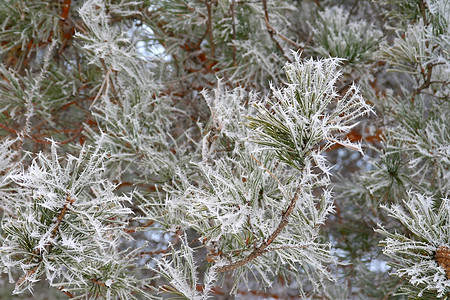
[0,0,448,299]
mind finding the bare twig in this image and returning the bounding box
[205,0,215,59]
[261,0,313,60]
[0,123,18,135]
[139,249,170,256]
[250,154,286,195]
[15,264,40,290]
[410,62,447,103]
[58,286,74,298]
[91,278,107,287]
[419,0,428,24]
[50,196,76,238]
[312,0,322,9]
[262,0,288,61]
[89,66,111,109]
[263,16,301,50]
[16,196,76,289]
[59,125,83,145]
[123,220,155,233]
[345,0,359,25]
[230,0,237,67]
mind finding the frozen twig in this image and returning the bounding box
[216,187,300,273]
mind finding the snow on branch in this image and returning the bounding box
[0,140,148,298]
[248,53,374,170]
[377,191,450,298]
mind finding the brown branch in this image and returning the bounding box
[58,286,74,298]
[216,187,301,273]
[90,59,112,109]
[139,249,169,256]
[410,62,444,103]
[262,0,270,22]
[312,0,322,9]
[99,58,121,105]
[250,154,286,195]
[50,196,76,238]
[419,0,428,24]
[0,123,18,135]
[60,0,71,21]
[262,0,288,61]
[263,16,302,51]
[345,0,359,25]
[59,125,83,145]
[230,0,237,67]
[123,220,155,233]
[16,196,76,289]
[205,0,215,59]
[91,278,107,287]
[15,264,40,290]
[261,0,314,61]
[59,2,75,55]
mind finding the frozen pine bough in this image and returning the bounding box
[0,140,149,298]
[139,53,373,297]
[0,0,448,298]
[0,53,373,298]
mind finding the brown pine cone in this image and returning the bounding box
[435,246,450,279]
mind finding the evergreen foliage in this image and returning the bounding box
[0,0,448,299]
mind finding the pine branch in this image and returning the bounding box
[216,187,300,273]
[50,196,76,239]
[15,196,76,289]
